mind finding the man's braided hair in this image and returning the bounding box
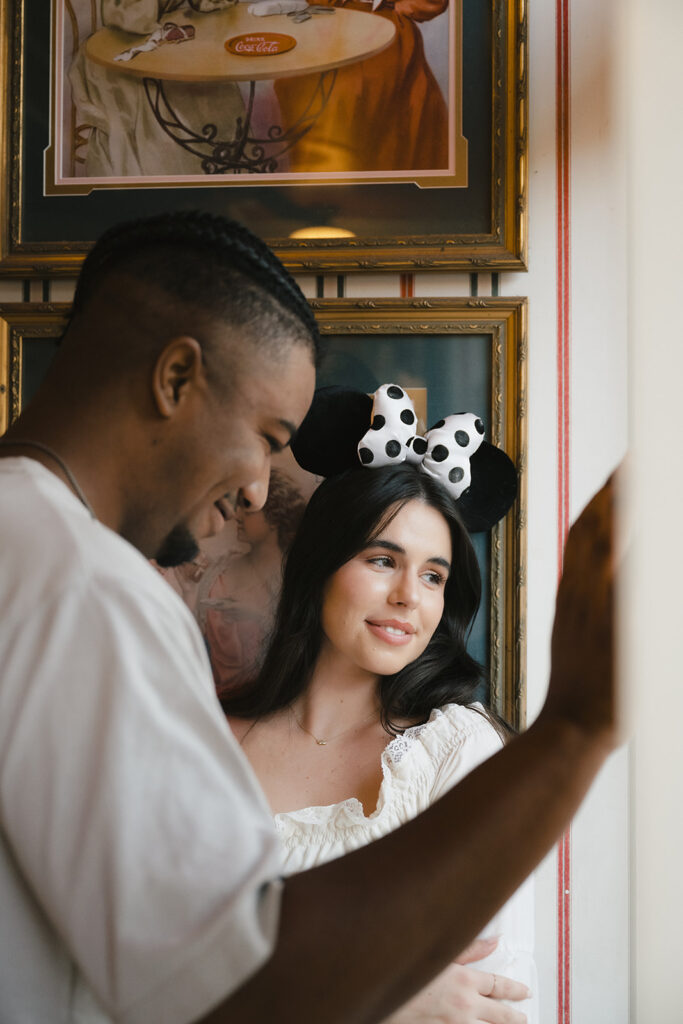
[71,210,320,358]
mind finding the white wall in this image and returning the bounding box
[626,0,683,1020]
[467,2,629,1014]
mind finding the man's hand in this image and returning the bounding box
[383,939,530,1024]
[543,473,617,750]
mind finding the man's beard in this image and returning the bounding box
[154,523,200,568]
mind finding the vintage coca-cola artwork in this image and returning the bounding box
[50,0,462,188]
[225,33,297,56]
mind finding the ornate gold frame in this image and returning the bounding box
[0,297,527,727]
[0,0,527,275]
[311,296,527,727]
[0,304,67,432]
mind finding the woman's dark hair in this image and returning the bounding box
[223,463,510,736]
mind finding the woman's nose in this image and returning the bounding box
[390,573,419,609]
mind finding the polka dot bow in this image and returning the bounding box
[357,384,485,500]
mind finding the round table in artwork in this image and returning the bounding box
[85,6,396,173]
[85,6,396,81]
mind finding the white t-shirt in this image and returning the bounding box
[0,458,283,1024]
[275,703,538,1023]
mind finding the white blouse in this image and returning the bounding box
[275,702,538,1022]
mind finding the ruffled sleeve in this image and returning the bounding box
[406,703,505,802]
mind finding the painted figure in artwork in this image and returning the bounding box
[198,470,308,697]
[275,0,450,172]
[159,465,313,695]
[67,0,245,175]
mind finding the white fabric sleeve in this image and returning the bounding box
[102,0,162,34]
[429,707,504,803]
[248,0,308,14]
[191,0,238,10]
[0,574,283,1024]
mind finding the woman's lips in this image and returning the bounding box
[366,619,415,645]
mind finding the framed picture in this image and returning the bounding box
[0,0,527,275]
[0,296,527,727]
[311,297,527,726]
[0,304,65,432]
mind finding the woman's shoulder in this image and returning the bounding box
[383,703,504,795]
[437,701,506,740]
[392,702,502,756]
[435,702,505,759]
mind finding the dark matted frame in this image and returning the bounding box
[0,0,527,276]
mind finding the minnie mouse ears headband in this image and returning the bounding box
[291,383,518,533]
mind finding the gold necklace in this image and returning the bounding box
[292,708,379,746]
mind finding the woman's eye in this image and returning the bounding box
[422,570,446,586]
[368,555,393,568]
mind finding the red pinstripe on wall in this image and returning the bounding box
[399,273,414,298]
[556,0,572,1021]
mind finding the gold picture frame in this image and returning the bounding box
[311,296,527,727]
[0,297,527,727]
[0,0,527,275]
[0,303,66,432]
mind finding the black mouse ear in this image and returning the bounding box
[291,386,373,477]
[292,383,518,533]
[455,442,518,532]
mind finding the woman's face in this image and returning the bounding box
[320,499,452,680]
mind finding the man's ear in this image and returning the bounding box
[152,337,205,417]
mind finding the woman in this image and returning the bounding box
[68,0,244,177]
[273,0,449,173]
[225,383,536,1021]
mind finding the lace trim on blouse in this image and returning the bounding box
[274,702,495,837]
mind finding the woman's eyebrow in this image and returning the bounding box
[365,539,451,571]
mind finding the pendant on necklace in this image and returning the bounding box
[316,739,327,746]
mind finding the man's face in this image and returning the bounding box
[153,338,315,567]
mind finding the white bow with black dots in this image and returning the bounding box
[357,384,485,500]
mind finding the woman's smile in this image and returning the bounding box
[365,618,416,645]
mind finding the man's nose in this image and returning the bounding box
[238,462,271,514]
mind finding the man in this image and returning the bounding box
[0,211,617,1024]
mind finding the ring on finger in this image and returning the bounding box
[490,974,497,998]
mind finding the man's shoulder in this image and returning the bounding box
[0,458,185,623]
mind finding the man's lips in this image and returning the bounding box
[199,498,234,540]
[366,619,416,645]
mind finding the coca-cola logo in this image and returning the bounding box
[225,33,297,56]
